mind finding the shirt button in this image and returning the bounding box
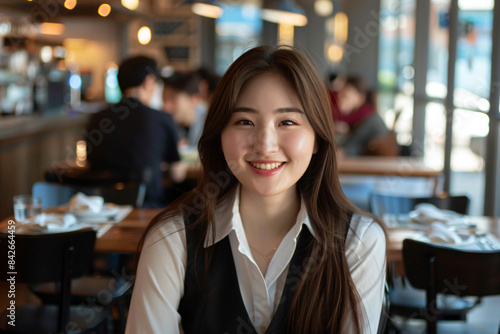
[260,325,267,333]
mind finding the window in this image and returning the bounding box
[215,2,262,75]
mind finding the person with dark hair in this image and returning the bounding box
[85,55,181,207]
[126,46,386,333]
[331,76,394,156]
[195,67,221,103]
[162,71,205,149]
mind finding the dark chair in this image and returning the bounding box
[31,181,138,332]
[402,239,500,334]
[0,228,108,333]
[368,193,476,330]
[369,193,470,217]
[32,181,146,208]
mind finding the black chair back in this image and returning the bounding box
[0,228,96,333]
[369,193,470,216]
[403,239,500,334]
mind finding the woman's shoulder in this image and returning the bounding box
[143,212,186,251]
[347,213,386,251]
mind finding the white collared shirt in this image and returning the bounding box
[126,186,386,334]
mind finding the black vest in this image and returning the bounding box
[178,214,351,334]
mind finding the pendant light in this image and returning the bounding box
[185,0,224,19]
[261,0,308,27]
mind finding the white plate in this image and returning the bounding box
[408,209,461,224]
[413,232,476,247]
[72,204,120,220]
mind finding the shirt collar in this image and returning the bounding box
[204,184,317,248]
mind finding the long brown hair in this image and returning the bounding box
[139,45,370,333]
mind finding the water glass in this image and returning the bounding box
[13,195,42,223]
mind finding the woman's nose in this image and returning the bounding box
[252,126,278,155]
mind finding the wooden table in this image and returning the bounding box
[337,156,440,177]
[94,208,162,253]
[385,216,500,275]
[337,156,443,195]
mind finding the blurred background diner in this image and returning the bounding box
[331,75,399,157]
[1,0,500,333]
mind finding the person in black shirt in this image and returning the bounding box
[85,55,181,207]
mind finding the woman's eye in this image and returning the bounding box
[280,120,296,126]
[236,119,254,126]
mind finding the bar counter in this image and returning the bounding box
[0,112,90,220]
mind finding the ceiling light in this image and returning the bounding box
[262,0,308,26]
[64,0,77,10]
[314,0,333,17]
[98,4,112,17]
[186,0,224,19]
[122,0,139,11]
[333,11,348,44]
[137,26,151,45]
[327,44,343,62]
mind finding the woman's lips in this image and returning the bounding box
[247,161,286,176]
[249,162,284,170]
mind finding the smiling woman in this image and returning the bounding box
[221,72,317,200]
[126,45,387,334]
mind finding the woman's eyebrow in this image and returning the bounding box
[232,107,305,114]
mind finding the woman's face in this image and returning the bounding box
[221,73,317,200]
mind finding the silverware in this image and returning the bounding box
[474,232,498,250]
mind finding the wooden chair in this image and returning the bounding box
[402,239,500,334]
[0,228,108,333]
[32,181,146,209]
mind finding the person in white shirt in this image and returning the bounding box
[126,45,386,334]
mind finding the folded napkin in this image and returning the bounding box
[68,192,104,214]
[410,203,466,227]
[426,222,464,244]
[15,213,78,233]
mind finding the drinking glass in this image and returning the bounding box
[13,195,42,223]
